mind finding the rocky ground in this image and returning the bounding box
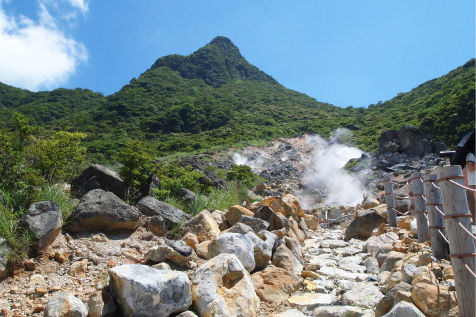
[0,126,468,316]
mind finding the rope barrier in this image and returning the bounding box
[423,213,429,221]
[443,213,473,220]
[437,229,450,244]
[457,222,476,242]
[449,253,476,258]
[465,264,476,279]
[448,179,476,193]
[437,175,465,182]
[435,206,445,216]
[431,182,441,190]
[408,176,424,183]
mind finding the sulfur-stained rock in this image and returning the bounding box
[344,210,387,240]
[254,205,290,233]
[282,194,304,217]
[195,241,210,260]
[109,264,191,316]
[303,214,320,230]
[251,266,301,303]
[272,244,303,275]
[225,205,254,226]
[192,254,260,317]
[179,210,220,243]
[380,251,406,272]
[412,282,451,316]
[289,217,306,242]
[182,232,199,250]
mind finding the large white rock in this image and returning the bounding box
[312,305,364,316]
[288,293,338,310]
[384,301,426,317]
[340,282,384,309]
[245,231,272,269]
[208,232,255,272]
[108,264,191,316]
[192,253,260,317]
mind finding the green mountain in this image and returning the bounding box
[0,36,474,162]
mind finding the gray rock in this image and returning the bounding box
[208,233,255,272]
[44,292,88,317]
[228,222,254,235]
[238,215,270,232]
[136,196,190,228]
[384,301,425,317]
[146,215,167,237]
[192,254,260,316]
[180,156,229,189]
[68,189,140,232]
[378,130,400,155]
[257,230,279,253]
[145,240,196,268]
[72,164,125,199]
[176,311,198,317]
[399,126,430,157]
[87,291,118,317]
[364,232,399,258]
[245,231,272,269]
[375,282,412,316]
[402,262,418,284]
[254,205,290,232]
[284,236,304,264]
[19,200,62,252]
[380,251,406,272]
[109,264,191,316]
[0,238,11,279]
[141,174,160,198]
[364,256,380,275]
[344,210,387,240]
[178,188,196,202]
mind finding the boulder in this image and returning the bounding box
[251,267,301,303]
[257,230,279,254]
[282,194,304,217]
[208,233,255,272]
[182,232,199,250]
[141,173,160,198]
[303,214,320,230]
[136,196,191,227]
[288,293,338,311]
[225,205,254,226]
[192,254,260,317]
[19,200,62,252]
[289,217,306,242]
[362,196,379,209]
[0,238,11,279]
[145,239,196,268]
[245,232,272,269]
[272,244,303,275]
[109,264,191,316]
[180,156,229,189]
[261,196,288,216]
[374,281,412,316]
[44,292,88,317]
[178,188,196,202]
[344,210,387,240]
[68,189,140,232]
[71,164,125,198]
[238,215,270,232]
[384,301,426,317]
[179,210,220,243]
[211,210,228,231]
[416,285,450,315]
[146,215,167,237]
[378,130,400,155]
[380,251,406,272]
[340,282,384,309]
[228,222,254,234]
[284,236,304,264]
[364,232,399,259]
[87,291,118,317]
[254,205,290,233]
[195,241,211,260]
[399,125,431,157]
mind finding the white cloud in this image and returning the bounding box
[0,1,87,91]
[67,0,89,14]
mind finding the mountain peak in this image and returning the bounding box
[150,36,277,87]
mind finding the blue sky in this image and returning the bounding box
[0,0,474,108]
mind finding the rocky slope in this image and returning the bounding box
[0,126,463,316]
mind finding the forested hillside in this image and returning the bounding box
[0,36,474,162]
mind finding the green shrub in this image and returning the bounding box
[226,164,259,187]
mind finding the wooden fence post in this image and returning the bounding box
[411,172,429,243]
[423,174,448,260]
[383,175,397,227]
[438,165,475,317]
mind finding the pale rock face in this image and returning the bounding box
[384,301,426,317]
[311,305,364,317]
[225,205,254,226]
[179,210,220,243]
[145,239,196,268]
[44,292,88,317]
[411,282,451,316]
[245,231,272,269]
[340,282,384,309]
[288,293,338,310]
[192,254,260,317]
[108,264,192,317]
[303,214,320,230]
[208,232,256,272]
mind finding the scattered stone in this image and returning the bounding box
[182,232,199,250]
[411,282,451,316]
[109,264,192,316]
[340,282,384,309]
[225,205,254,226]
[0,238,11,279]
[288,293,338,310]
[239,215,270,232]
[145,240,196,268]
[384,301,426,317]
[24,259,36,271]
[303,214,320,230]
[272,244,303,275]
[91,233,109,242]
[312,305,363,317]
[195,241,211,259]
[69,259,88,277]
[192,254,260,317]
[178,188,196,202]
